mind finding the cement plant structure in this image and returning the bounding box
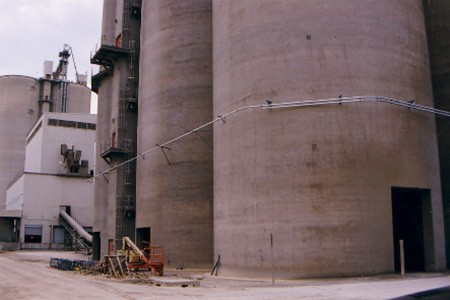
[92,0,449,278]
[0,51,92,248]
[0,73,91,212]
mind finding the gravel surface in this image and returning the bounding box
[0,250,448,299]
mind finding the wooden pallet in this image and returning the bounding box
[105,255,130,278]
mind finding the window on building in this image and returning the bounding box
[24,225,42,243]
[77,122,87,129]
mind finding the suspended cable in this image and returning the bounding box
[89,95,450,181]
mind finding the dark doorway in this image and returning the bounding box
[60,205,71,215]
[92,232,101,261]
[24,225,42,243]
[108,239,114,256]
[391,187,429,272]
[136,227,151,249]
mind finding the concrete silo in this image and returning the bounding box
[45,83,91,114]
[65,84,92,114]
[0,76,40,210]
[213,0,446,278]
[0,73,91,212]
[423,0,450,269]
[137,0,213,268]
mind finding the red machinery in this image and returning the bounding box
[120,237,164,276]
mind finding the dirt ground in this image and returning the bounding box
[0,250,449,300]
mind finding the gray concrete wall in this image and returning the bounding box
[137,0,213,268]
[66,84,92,114]
[213,0,446,278]
[93,75,113,257]
[101,0,119,46]
[93,63,124,256]
[423,0,450,269]
[0,242,20,251]
[0,76,40,211]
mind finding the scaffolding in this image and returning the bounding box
[92,0,141,252]
[113,0,140,244]
[128,40,136,80]
[115,195,136,242]
[123,139,134,187]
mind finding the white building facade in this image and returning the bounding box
[6,113,96,249]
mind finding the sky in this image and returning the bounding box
[0,0,104,112]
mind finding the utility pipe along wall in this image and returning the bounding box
[59,210,93,243]
[137,0,213,268]
[213,0,446,278]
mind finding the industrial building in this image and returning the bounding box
[6,112,96,250]
[0,47,95,251]
[92,0,449,278]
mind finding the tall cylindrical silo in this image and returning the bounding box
[213,0,446,278]
[44,79,91,114]
[65,84,92,114]
[100,0,119,46]
[423,0,450,269]
[137,0,213,268]
[0,75,40,210]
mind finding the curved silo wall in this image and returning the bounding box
[93,0,120,258]
[93,76,114,257]
[66,84,92,113]
[137,0,213,268]
[423,0,450,269]
[0,75,40,210]
[213,0,446,278]
[101,0,119,46]
[50,83,91,113]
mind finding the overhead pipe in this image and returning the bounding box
[264,95,450,117]
[90,95,450,181]
[59,210,93,243]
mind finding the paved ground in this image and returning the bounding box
[0,250,448,299]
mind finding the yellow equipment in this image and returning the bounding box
[119,237,164,276]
